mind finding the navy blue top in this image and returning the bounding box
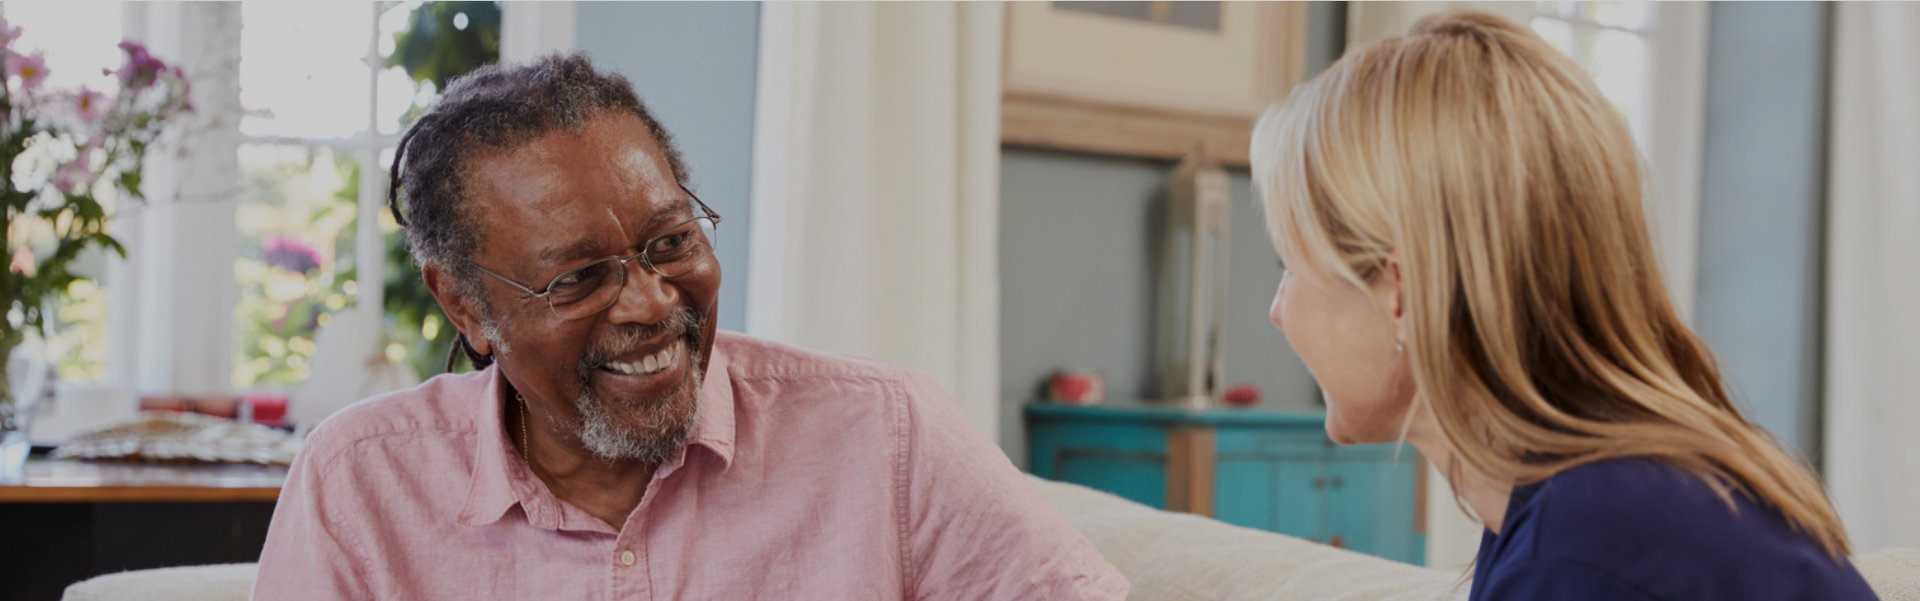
[1470,459,1879,601]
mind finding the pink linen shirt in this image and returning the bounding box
[252,331,1126,600]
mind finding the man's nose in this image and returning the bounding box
[605,260,679,325]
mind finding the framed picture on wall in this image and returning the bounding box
[1001,2,1307,166]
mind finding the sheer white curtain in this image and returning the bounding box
[1824,1,1920,554]
[748,2,1003,440]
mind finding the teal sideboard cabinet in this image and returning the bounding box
[1027,402,1427,565]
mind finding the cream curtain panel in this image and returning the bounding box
[749,2,1003,440]
[1824,1,1920,555]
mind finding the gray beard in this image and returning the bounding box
[568,305,708,463]
[571,349,703,463]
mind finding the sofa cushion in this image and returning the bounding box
[58,479,1919,601]
[63,563,256,601]
[1029,475,1920,601]
[1029,475,1466,601]
[1859,548,1920,601]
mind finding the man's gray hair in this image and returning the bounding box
[385,53,690,370]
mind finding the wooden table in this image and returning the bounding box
[0,459,287,503]
[1,459,287,600]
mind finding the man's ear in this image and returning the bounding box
[423,264,492,357]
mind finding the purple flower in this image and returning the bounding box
[51,157,96,195]
[75,86,106,124]
[7,51,49,91]
[262,236,323,275]
[115,40,171,91]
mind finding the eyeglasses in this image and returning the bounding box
[474,188,722,320]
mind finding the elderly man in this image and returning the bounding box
[252,54,1125,599]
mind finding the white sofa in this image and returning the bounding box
[1028,475,1920,601]
[63,477,1920,600]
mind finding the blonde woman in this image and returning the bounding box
[1253,12,1878,600]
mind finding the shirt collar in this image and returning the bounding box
[684,341,737,468]
[456,340,737,528]
[455,366,529,528]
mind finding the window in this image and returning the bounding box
[232,2,499,389]
[232,3,401,388]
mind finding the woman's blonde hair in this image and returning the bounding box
[1252,11,1850,556]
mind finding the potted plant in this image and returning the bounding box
[0,19,192,473]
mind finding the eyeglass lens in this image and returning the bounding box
[541,218,717,319]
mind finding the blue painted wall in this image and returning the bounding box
[998,3,1349,463]
[575,2,759,333]
[1694,2,1831,461]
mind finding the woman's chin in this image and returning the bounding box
[1322,404,1401,445]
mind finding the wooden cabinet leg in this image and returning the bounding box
[1165,426,1216,517]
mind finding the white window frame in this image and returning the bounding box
[231,4,399,394]
[102,3,400,398]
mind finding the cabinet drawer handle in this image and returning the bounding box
[1313,476,1325,489]
[1329,535,1346,549]
[1331,476,1344,489]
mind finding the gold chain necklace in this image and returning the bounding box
[515,393,530,463]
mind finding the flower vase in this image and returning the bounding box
[0,338,30,482]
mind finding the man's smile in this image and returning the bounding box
[591,336,691,397]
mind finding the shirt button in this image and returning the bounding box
[619,550,636,566]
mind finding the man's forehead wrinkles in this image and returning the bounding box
[606,207,627,242]
[539,233,607,264]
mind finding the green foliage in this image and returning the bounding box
[382,0,499,377]
[387,2,501,91]
[230,149,361,387]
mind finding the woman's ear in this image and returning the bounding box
[1373,253,1407,344]
[424,265,493,357]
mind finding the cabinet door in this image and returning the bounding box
[1273,459,1329,543]
[1029,421,1170,508]
[1213,429,1329,541]
[1324,448,1423,564]
[1214,453,1277,531]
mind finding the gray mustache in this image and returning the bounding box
[579,306,703,369]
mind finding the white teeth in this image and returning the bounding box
[600,340,682,376]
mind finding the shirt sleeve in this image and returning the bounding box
[1476,558,1660,601]
[896,370,1129,601]
[252,430,374,600]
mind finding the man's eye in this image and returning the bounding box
[651,232,691,255]
[554,272,584,286]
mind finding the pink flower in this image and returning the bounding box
[9,246,34,277]
[52,157,95,195]
[76,86,105,124]
[262,236,323,274]
[0,18,22,49]
[7,51,49,91]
